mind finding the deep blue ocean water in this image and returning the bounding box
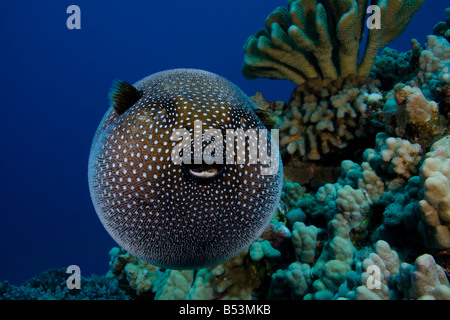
[0,0,448,286]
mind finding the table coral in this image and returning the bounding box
[243,0,424,85]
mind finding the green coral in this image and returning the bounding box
[242,0,425,85]
[433,8,450,42]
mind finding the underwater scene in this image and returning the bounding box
[1,0,450,302]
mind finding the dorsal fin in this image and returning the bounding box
[109,80,143,115]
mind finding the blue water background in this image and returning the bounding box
[0,0,448,285]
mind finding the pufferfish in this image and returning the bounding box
[88,69,283,269]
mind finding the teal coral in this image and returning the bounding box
[106,246,267,300]
[370,42,422,90]
[243,0,425,85]
[433,8,450,43]
[93,132,449,300]
[0,268,129,300]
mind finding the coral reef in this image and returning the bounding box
[106,247,267,300]
[337,241,450,300]
[410,35,450,99]
[243,0,424,85]
[0,268,130,300]
[433,8,450,42]
[395,254,450,299]
[364,132,423,181]
[373,31,450,111]
[276,76,383,162]
[257,39,448,168]
[4,2,450,303]
[418,145,450,250]
[243,1,446,192]
[4,139,450,300]
[391,84,445,148]
[82,132,447,301]
[370,41,422,90]
[251,76,386,187]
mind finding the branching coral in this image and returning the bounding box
[353,241,400,300]
[370,43,422,90]
[98,134,450,301]
[274,76,383,161]
[396,254,450,299]
[418,137,450,250]
[337,241,450,300]
[243,0,424,85]
[364,132,423,181]
[411,35,450,98]
[155,270,194,300]
[291,222,320,265]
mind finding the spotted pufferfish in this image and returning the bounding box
[88,69,283,269]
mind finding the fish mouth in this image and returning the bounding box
[183,162,224,183]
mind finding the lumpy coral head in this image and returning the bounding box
[242,0,425,85]
[88,69,283,269]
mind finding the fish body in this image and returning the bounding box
[88,69,283,269]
